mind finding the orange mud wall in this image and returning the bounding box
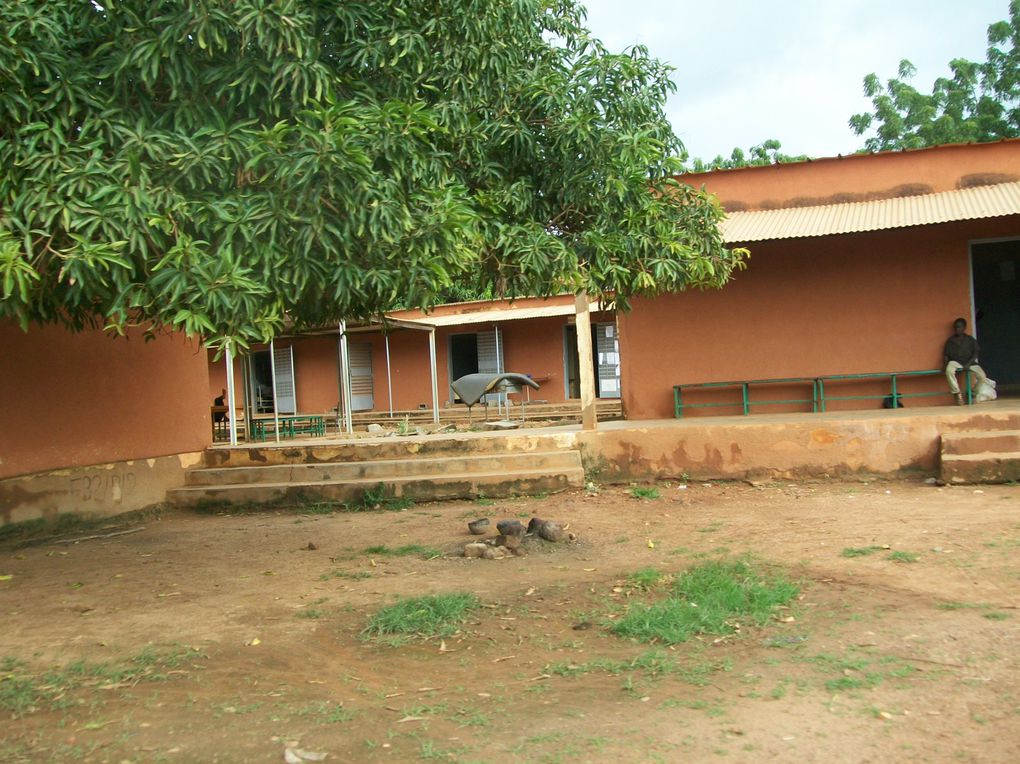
[1,323,211,524]
[0,323,210,479]
[682,140,1020,211]
[618,142,1020,421]
[620,216,1020,420]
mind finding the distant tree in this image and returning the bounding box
[685,139,810,172]
[0,1,745,350]
[849,1,1020,151]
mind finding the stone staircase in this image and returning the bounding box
[168,432,585,507]
[940,427,1020,484]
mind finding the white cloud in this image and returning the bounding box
[579,0,1007,159]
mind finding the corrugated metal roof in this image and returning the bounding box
[401,301,605,328]
[722,181,1020,242]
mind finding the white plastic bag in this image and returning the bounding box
[974,377,997,403]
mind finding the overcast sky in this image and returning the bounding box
[580,0,1008,161]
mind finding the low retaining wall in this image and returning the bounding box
[578,408,1020,483]
[0,452,204,526]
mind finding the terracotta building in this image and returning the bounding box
[4,139,1019,525]
[619,140,1020,419]
[207,294,620,418]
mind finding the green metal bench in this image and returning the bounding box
[252,414,327,441]
[673,369,973,418]
[673,377,818,418]
[816,369,973,412]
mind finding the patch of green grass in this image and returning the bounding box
[546,649,724,686]
[302,502,341,515]
[696,522,723,534]
[401,702,448,717]
[888,551,920,563]
[630,486,661,500]
[803,651,918,693]
[319,569,374,581]
[936,601,992,611]
[627,567,668,591]
[362,544,442,559]
[452,708,490,727]
[297,598,328,619]
[0,507,161,546]
[0,647,205,718]
[841,546,885,558]
[610,558,799,645]
[983,611,1010,620]
[294,700,352,723]
[362,593,480,642]
[344,484,415,512]
[414,736,463,760]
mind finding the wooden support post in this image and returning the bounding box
[575,294,598,431]
[225,345,238,445]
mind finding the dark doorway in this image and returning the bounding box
[563,324,601,399]
[250,351,275,412]
[449,333,479,401]
[972,240,1020,391]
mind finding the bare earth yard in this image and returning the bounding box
[1,479,1018,763]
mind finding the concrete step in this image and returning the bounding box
[939,410,1020,433]
[168,465,584,507]
[940,451,1020,484]
[185,451,581,487]
[205,430,578,468]
[940,429,1020,456]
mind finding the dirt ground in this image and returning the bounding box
[1,478,1019,764]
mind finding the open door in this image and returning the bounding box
[972,239,1020,391]
[564,322,621,398]
[449,328,504,403]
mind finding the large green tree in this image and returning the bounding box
[0,0,743,349]
[849,1,1020,151]
[685,139,809,173]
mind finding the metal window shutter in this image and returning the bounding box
[272,345,297,414]
[476,328,505,403]
[595,323,621,398]
[348,342,375,411]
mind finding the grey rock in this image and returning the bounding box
[463,542,488,558]
[537,521,567,543]
[496,519,525,537]
[494,533,522,550]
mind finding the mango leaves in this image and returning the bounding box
[0,0,743,348]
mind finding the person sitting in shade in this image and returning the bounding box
[213,388,228,422]
[943,318,987,406]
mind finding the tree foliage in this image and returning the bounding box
[684,139,809,172]
[0,0,744,349]
[849,0,1020,151]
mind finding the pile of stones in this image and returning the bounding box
[463,517,576,559]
